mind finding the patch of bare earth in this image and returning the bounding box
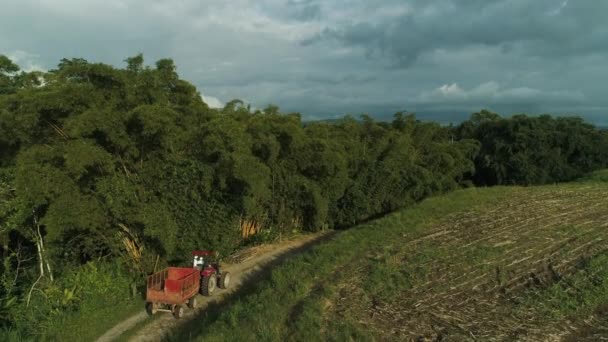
[329,186,608,341]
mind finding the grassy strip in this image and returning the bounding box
[175,186,519,341]
[46,298,144,342]
[577,169,608,183]
[516,253,608,322]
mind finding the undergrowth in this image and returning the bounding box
[0,261,142,342]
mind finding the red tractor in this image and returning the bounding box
[144,250,231,319]
[191,250,231,296]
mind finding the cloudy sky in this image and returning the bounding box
[1,0,607,124]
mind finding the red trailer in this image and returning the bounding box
[145,267,200,319]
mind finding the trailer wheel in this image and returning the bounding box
[200,275,216,296]
[173,305,184,319]
[188,296,198,309]
[219,272,231,289]
[145,302,157,316]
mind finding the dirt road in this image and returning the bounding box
[95,232,334,342]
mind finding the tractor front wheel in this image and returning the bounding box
[200,275,216,296]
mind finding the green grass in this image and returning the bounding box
[37,261,145,342]
[46,297,144,342]
[0,262,145,342]
[577,169,608,183]
[517,253,608,320]
[167,176,608,341]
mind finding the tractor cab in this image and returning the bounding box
[192,250,215,271]
[191,250,231,296]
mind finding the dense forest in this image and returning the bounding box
[0,54,606,339]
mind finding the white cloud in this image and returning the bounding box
[201,94,224,109]
[435,83,465,97]
[6,50,46,72]
[547,0,569,16]
[418,81,584,105]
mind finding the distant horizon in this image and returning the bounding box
[300,109,606,127]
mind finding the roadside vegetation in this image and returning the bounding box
[0,53,607,340]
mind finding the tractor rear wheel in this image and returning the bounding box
[200,275,216,296]
[173,305,184,319]
[188,296,197,309]
[219,272,231,289]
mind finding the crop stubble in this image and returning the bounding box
[331,186,608,340]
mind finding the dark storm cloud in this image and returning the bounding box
[310,0,608,67]
[0,0,606,123]
[285,0,322,21]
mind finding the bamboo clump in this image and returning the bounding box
[118,223,143,271]
[241,218,262,240]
